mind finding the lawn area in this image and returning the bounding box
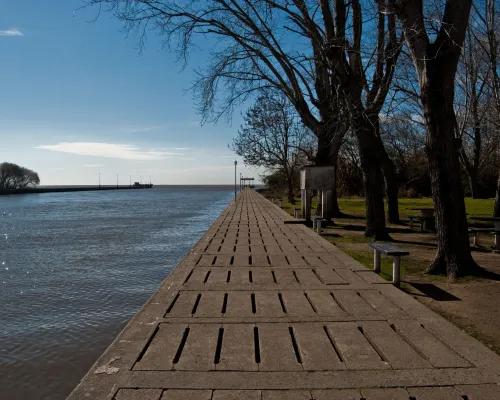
[281,196,495,222]
[276,194,498,283]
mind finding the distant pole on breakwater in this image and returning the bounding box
[234,160,237,201]
[99,173,101,189]
[129,175,131,188]
[117,174,119,188]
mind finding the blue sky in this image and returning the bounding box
[0,0,262,185]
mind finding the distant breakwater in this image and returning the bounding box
[0,185,153,196]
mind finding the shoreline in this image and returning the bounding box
[0,185,153,196]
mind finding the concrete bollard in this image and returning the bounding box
[278,199,283,208]
[393,256,401,286]
[316,219,322,234]
[294,209,301,218]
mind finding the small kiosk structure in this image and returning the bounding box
[240,177,254,189]
[300,166,335,221]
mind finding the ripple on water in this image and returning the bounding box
[0,187,233,400]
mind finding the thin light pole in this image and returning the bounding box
[117,174,119,188]
[234,160,237,202]
[130,175,131,187]
[99,173,100,189]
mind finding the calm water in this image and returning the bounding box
[0,187,233,400]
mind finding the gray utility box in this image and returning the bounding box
[300,166,335,222]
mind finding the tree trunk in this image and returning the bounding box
[420,63,480,279]
[382,161,400,223]
[494,170,500,218]
[370,120,400,223]
[328,139,342,218]
[286,173,295,204]
[352,114,390,240]
[331,162,341,217]
[461,88,483,199]
[315,131,343,218]
[468,169,481,199]
[459,148,481,198]
[359,151,389,240]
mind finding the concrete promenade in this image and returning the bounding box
[68,189,500,399]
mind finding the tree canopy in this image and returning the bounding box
[0,163,40,190]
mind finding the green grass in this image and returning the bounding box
[338,197,495,220]
[282,195,495,222]
[276,194,496,283]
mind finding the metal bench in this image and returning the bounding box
[368,242,410,286]
[311,216,327,233]
[468,227,500,247]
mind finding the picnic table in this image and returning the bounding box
[408,207,435,231]
[470,216,500,250]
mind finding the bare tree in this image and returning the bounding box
[82,0,403,238]
[382,114,429,196]
[392,0,480,279]
[0,163,40,190]
[455,28,489,198]
[472,0,500,215]
[230,92,315,203]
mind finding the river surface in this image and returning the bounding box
[0,186,233,400]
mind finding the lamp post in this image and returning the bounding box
[234,160,237,202]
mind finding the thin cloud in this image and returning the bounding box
[0,29,24,37]
[35,142,183,161]
[175,165,235,172]
[84,164,105,168]
[150,147,189,151]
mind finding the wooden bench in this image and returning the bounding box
[469,227,500,247]
[368,242,410,286]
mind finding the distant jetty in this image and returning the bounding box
[0,183,153,196]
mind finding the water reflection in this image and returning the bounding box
[0,187,232,400]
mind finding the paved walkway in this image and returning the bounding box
[68,189,500,399]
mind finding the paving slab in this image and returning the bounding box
[67,188,500,399]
